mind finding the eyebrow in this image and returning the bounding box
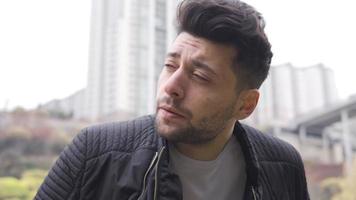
[166,52,180,59]
[166,52,218,77]
[191,59,218,77]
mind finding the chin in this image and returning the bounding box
[156,123,177,137]
[155,114,197,143]
[155,119,181,141]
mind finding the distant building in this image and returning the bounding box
[44,3,339,125]
[42,89,85,119]
[84,0,180,121]
[246,63,339,126]
[294,64,338,115]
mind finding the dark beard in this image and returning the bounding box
[155,100,236,144]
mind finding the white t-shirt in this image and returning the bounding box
[168,137,246,200]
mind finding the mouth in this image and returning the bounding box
[158,106,186,119]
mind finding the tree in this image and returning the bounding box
[21,169,47,200]
[0,177,30,200]
[0,169,47,200]
[321,160,356,200]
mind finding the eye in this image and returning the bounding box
[192,72,209,82]
[164,64,177,71]
[164,64,174,68]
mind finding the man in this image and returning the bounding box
[35,0,309,199]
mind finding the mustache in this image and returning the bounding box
[157,96,192,118]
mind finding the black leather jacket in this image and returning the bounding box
[35,115,309,200]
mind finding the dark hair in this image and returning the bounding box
[177,0,273,89]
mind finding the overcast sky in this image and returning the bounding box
[0,0,355,110]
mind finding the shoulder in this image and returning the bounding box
[241,124,305,170]
[79,115,159,159]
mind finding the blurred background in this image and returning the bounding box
[0,0,356,199]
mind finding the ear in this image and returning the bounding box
[234,89,259,120]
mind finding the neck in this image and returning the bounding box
[174,120,236,161]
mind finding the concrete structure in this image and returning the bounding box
[243,63,355,167]
[288,96,356,164]
[84,0,179,121]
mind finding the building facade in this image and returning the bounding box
[246,63,339,126]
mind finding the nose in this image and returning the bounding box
[163,69,185,99]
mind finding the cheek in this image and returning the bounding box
[156,73,167,95]
[157,72,164,87]
[188,94,221,116]
[189,92,236,116]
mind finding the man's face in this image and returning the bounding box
[155,32,241,144]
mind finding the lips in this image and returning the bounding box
[158,105,185,118]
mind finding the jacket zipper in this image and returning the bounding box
[153,146,166,200]
[137,152,158,200]
[143,146,254,200]
[252,186,257,200]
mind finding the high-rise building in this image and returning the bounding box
[84,0,179,120]
[294,64,338,115]
[246,63,339,126]
[270,63,297,121]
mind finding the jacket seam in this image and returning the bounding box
[45,176,65,200]
[66,129,88,200]
[259,160,303,171]
[51,166,72,191]
[84,146,157,163]
[41,186,57,200]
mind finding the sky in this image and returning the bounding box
[0,0,355,110]
[0,0,90,110]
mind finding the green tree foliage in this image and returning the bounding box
[0,151,26,179]
[0,177,30,200]
[0,108,87,199]
[0,170,47,200]
[321,160,356,200]
[21,169,47,200]
[0,125,70,177]
[0,136,63,177]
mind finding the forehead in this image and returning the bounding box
[170,32,236,63]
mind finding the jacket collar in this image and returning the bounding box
[233,121,261,188]
[228,121,262,199]
[153,116,261,187]
[153,117,262,199]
